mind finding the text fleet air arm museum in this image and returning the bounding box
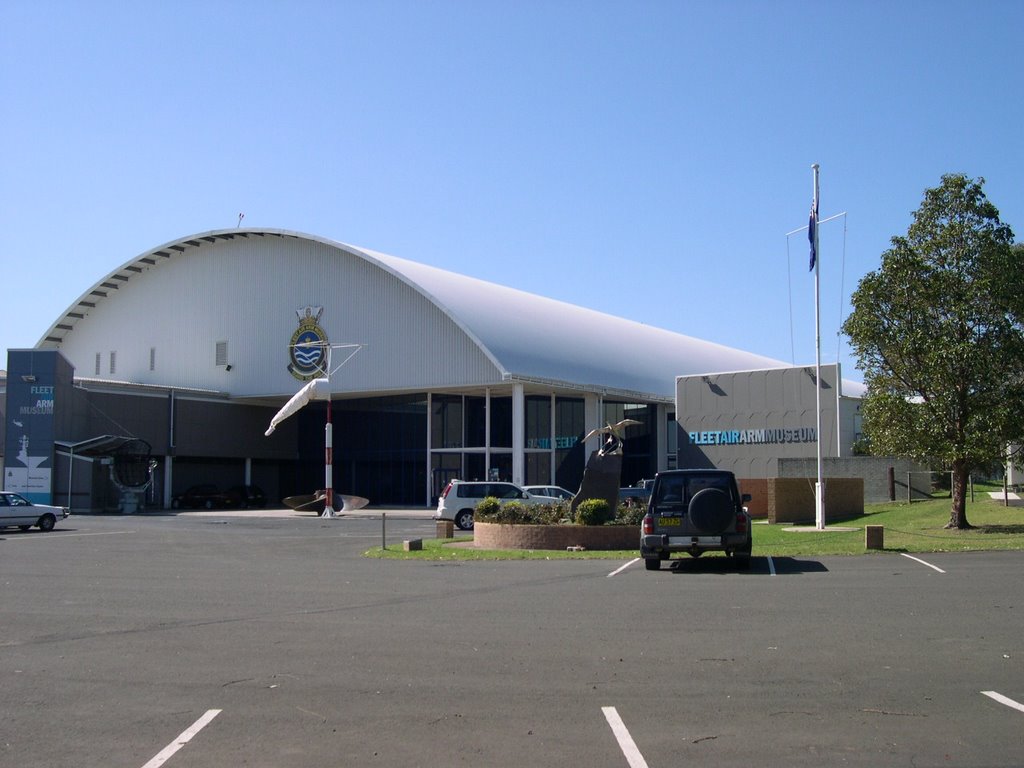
[1,228,874,513]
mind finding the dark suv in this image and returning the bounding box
[225,484,268,509]
[640,469,752,570]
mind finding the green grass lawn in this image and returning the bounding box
[755,495,1024,556]
[365,493,1024,561]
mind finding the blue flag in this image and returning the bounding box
[808,200,818,272]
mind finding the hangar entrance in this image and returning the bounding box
[297,394,429,507]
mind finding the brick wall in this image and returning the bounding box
[474,522,637,551]
[764,477,864,524]
[737,478,769,518]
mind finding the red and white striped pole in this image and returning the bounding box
[323,396,335,517]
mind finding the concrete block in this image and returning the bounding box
[403,539,423,552]
[865,525,884,550]
[435,520,454,539]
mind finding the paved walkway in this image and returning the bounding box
[178,506,438,520]
[987,491,1023,506]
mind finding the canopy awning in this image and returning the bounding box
[55,435,142,457]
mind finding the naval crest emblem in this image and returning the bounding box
[288,306,329,381]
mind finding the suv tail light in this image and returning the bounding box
[735,514,747,534]
[642,514,655,535]
[440,482,453,499]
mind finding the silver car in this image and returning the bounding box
[0,491,69,532]
[522,485,575,501]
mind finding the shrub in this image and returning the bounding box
[495,501,532,524]
[475,498,575,525]
[531,501,573,525]
[575,498,613,526]
[474,496,502,521]
[476,498,536,524]
[614,500,647,526]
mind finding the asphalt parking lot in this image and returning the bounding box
[2,512,1022,768]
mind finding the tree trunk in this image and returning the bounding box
[946,461,973,529]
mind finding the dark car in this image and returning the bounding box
[225,484,268,509]
[640,469,752,570]
[618,479,654,504]
[171,484,230,510]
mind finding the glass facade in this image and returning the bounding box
[520,395,589,490]
[428,393,516,500]
[295,391,657,506]
[431,395,463,448]
[426,392,596,500]
[553,397,586,491]
[300,394,428,506]
[603,401,656,486]
[524,395,552,485]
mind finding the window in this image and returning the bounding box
[94,353,101,376]
[525,452,552,485]
[525,396,551,447]
[215,341,228,367]
[109,351,116,375]
[432,395,463,448]
[489,397,512,447]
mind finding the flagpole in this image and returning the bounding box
[812,163,824,530]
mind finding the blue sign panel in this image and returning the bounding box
[3,351,61,503]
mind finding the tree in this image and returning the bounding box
[843,174,1024,529]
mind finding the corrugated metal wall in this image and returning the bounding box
[53,234,502,396]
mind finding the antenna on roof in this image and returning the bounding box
[237,212,245,228]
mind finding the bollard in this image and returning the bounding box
[865,524,884,550]
[436,520,454,539]
[381,511,386,551]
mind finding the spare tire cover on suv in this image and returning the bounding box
[688,488,733,534]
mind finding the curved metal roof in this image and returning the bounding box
[358,245,790,397]
[40,228,795,399]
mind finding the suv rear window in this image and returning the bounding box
[653,474,736,506]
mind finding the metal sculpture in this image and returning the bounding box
[571,419,642,517]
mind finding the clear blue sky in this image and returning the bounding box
[2,0,1021,384]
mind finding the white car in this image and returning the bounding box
[435,480,559,530]
[0,491,70,532]
[522,485,575,501]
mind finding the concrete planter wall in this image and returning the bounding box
[474,521,638,551]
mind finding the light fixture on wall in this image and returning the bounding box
[225,364,232,372]
[21,374,37,383]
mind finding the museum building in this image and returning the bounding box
[1,228,865,512]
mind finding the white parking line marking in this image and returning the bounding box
[602,706,650,768]
[982,691,1024,714]
[767,555,776,576]
[608,559,639,577]
[141,709,221,768]
[899,553,946,573]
